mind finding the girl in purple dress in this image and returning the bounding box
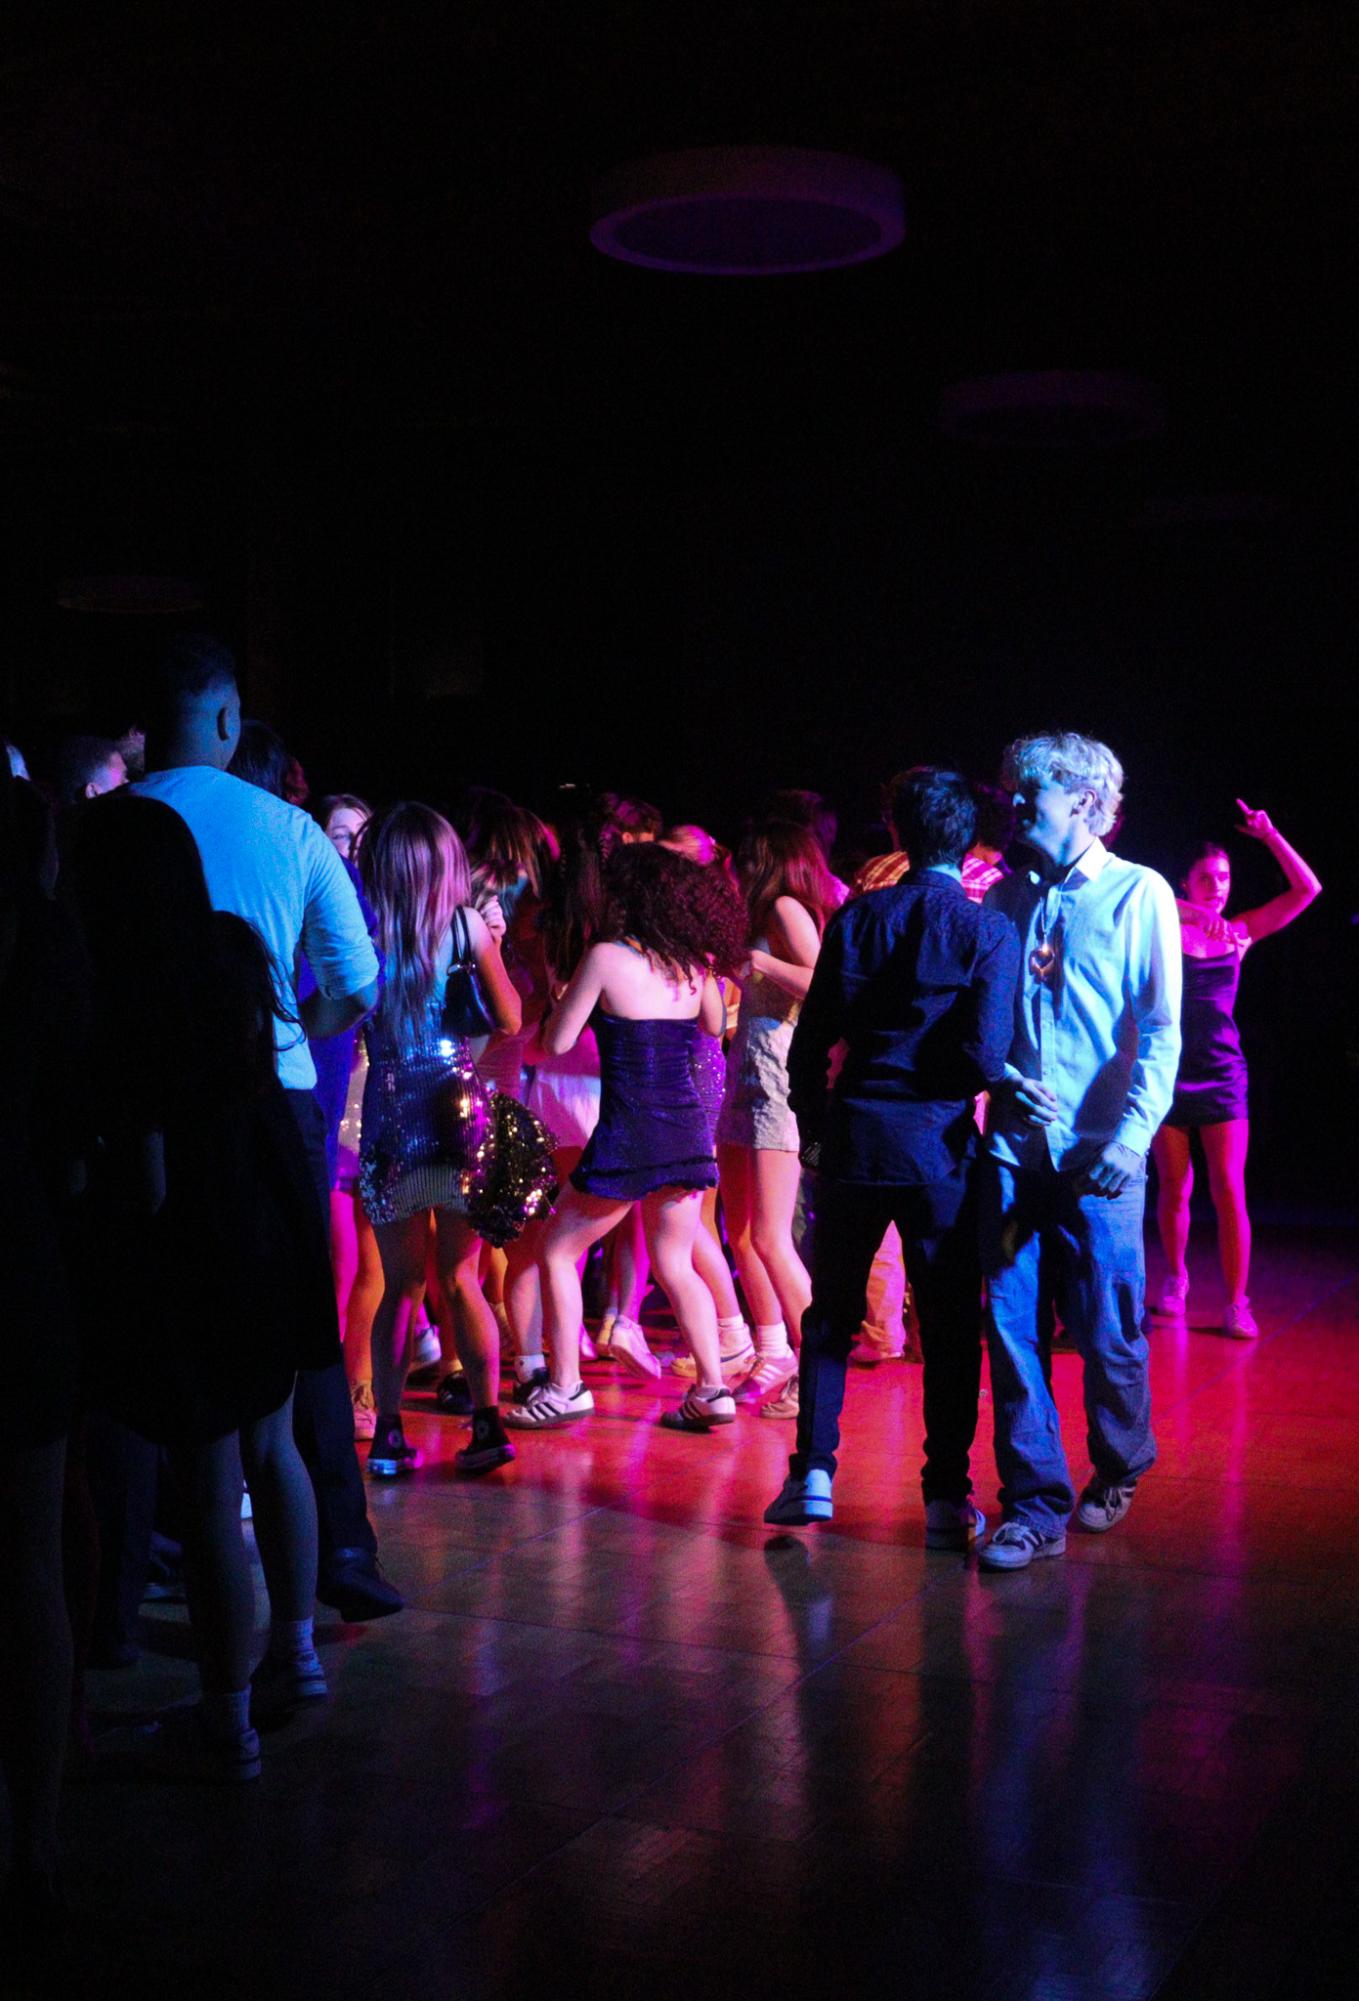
[506,846,747,1433]
[1151,801,1321,1339]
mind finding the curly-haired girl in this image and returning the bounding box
[506,845,747,1433]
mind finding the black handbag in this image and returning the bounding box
[441,907,494,1038]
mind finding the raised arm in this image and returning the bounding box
[541,945,606,1057]
[465,905,522,1036]
[1233,802,1322,942]
[748,895,822,1001]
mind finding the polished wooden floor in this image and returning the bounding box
[42,1222,1359,2001]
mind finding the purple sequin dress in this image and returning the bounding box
[571,1012,718,1202]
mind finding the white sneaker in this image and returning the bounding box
[608,1315,662,1380]
[744,1347,797,1397]
[412,1324,441,1369]
[1223,1300,1259,1340]
[503,1382,595,1428]
[1152,1276,1189,1320]
[672,1332,756,1387]
[660,1385,737,1431]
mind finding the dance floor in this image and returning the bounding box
[43,1222,1359,2001]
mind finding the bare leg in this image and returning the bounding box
[436,1212,500,1409]
[504,1145,580,1362]
[370,1214,430,1417]
[329,1189,358,1331]
[168,1431,255,1695]
[1,1437,71,1891]
[644,1190,721,1384]
[718,1142,781,1326]
[1152,1124,1193,1284]
[1202,1119,1252,1305]
[539,1188,630,1392]
[607,1206,650,1321]
[692,1206,742,1320]
[343,1202,383,1388]
[751,1147,813,1344]
[239,1391,317,1626]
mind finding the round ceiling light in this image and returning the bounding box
[939,372,1167,447]
[590,146,905,275]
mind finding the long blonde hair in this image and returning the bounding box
[362,802,471,1043]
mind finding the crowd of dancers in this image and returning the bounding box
[1,633,1321,1928]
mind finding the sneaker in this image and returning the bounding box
[455,1412,517,1474]
[763,1468,833,1525]
[1075,1478,1136,1533]
[579,1329,599,1363]
[509,1365,550,1405]
[660,1385,737,1431]
[1152,1276,1189,1320]
[351,1380,377,1440]
[503,1382,595,1428]
[759,1375,800,1421]
[412,1324,441,1370]
[251,1648,328,1724]
[135,1708,262,1784]
[608,1315,662,1381]
[671,1334,757,1388]
[367,1421,422,1478]
[1223,1300,1259,1340]
[924,1499,987,1550]
[435,1371,473,1415]
[978,1521,1067,1571]
[742,1347,798,1398]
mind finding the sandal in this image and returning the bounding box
[503,1382,595,1428]
[660,1385,736,1432]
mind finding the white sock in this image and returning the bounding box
[755,1321,790,1356]
[515,1352,546,1382]
[717,1314,750,1354]
[202,1687,252,1742]
[269,1616,315,1662]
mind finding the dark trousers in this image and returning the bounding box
[285,1089,377,1563]
[791,1166,983,1501]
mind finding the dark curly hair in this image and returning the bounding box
[602,843,747,981]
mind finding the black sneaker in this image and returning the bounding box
[367,1421,422,1479]
[455,1410,516,1475]
[435,1371,474,1415]
[510,1366,550,1406]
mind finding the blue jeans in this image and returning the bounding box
[981,1155,1155,1534]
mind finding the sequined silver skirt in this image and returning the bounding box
[359,1038,491,1226]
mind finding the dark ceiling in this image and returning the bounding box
[1,2,1353,487]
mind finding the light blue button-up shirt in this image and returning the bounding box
[985,839,1182,1171]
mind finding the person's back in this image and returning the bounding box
[124,632,396,1624]
[131,763,376,1091]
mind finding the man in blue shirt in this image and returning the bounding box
[765,768,1020,1543]
[979,733,1181,1570]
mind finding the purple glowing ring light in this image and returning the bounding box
[590,146,905,275]
[939,372,1167,447]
